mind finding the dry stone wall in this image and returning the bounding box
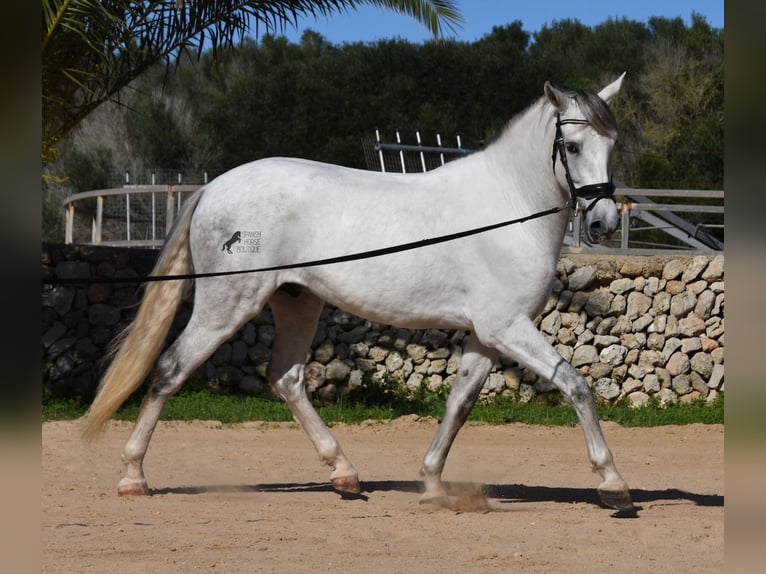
[42,243,724,407]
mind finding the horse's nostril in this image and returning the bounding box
[589,221,604,238]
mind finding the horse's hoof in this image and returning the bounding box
[331,475,361,494]
[117,479,150,496]
[597,483,634,511]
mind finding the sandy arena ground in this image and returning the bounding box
[42,417,723,573]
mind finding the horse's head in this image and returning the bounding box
[544,73,625,243]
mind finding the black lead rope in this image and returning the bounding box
[42,204,569,286]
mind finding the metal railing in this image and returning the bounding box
[363,131,724,254]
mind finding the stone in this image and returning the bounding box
[568,266,597,291]
[585,289,612,317]
[701,254,724,282]
[632,313,654,332]
[428,359,447,375]
[609,294,628,315]
[594,378,621,400]
[643,276,661,296]
[700,335,719,352]
[42,322,67,349]
[666,352,690,376]
[627,391,650,408]
[662,259,686,281]
[623,377,643,393]
[643,374,661,393]
[694,290,716,319]
[679,314,706,337]
[231,340,248,366]
[652,292,671,314]
[593,334,620,347]
[690,352,714,379]
[87,304,120,326]
[687,280,708,295]
[557,328,576,345]
[486,373,506,393]
[672,374,692,395]
[662,337,682,361]
[610,316,633,335]
[406,372,424,391]
[638,350,664,371]
[239,375,265,394]
[626,292,652,319]
[665,280,686,295]
[571,345,599,367]
[708,364,724,389]
[610,278,635,294]
[314,340,336,363]
[502,368,522,390]
[595,317,617,335]
[568,291,589,313]
[670,291,696,317]
[689,372,710,396]
[600,344,627,366]
[656,388,678,406]
[589,362,613,379]
[406,344,428,363]
[680,338,702,354]
[385,352,404,372]
[540,311,561,335]
[682,255,712,282]
[325,358,351,382]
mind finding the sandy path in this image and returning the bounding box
[42,418,723,573]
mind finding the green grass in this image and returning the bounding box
[42,382,724,427]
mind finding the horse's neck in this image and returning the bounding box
[480,102,571,248]
[487,102,566,212]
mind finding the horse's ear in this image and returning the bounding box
[544,81,569,112]
[598,71,627,104]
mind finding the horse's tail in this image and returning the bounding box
[81,188,205,441]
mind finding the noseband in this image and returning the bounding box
[551,112,615,213]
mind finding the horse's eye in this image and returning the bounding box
[566,142,579,154]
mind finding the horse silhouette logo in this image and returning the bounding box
[221,231,241,254]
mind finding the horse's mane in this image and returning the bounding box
[554,86,619,139]
[485,86,619,150]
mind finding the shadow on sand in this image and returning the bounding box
[151,479,722,518]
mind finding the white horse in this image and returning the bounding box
[82,73,633,512]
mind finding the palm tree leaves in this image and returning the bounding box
[42,0,463,162]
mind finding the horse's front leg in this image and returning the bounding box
[483,317,633,511]
[419,333,496,503]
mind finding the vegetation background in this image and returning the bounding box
[42,14,723,241]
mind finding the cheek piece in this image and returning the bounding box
[551,112,616,213]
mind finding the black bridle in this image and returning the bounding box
[551,112,616,213]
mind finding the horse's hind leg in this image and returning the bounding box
[267,289,360,494]
[118,284,265,495]
[484,317,633,511]
[420,333,497,502]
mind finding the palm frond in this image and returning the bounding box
[42,0,463,161]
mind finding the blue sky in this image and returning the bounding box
[275,0,723,45]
